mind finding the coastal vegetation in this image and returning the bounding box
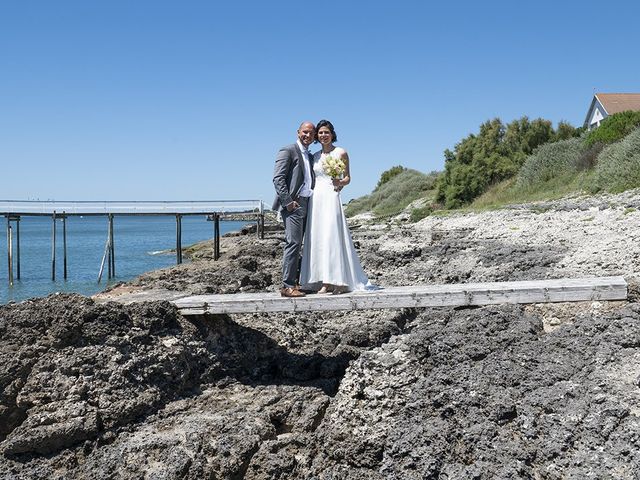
[346,112,640,221]
[375,165,407,188]
[584,110,640,146]
[344,167,439,218]
[590,127,640,193]
[475,122,640,208]
[435,116,581,209]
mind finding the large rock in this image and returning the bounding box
[0,293,405,478]
[305,304,640,478]
[2,190,640,478]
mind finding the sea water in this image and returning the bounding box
[0,215,248,304]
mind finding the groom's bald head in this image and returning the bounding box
[297,121,315,147]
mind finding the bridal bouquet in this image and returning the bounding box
[323,154,346,178]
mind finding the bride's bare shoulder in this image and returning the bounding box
[334,146,348,157]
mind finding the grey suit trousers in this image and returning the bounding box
[280,196,309,288]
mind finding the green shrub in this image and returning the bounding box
[409,205,434,222]
[555,121,583,141]
[436,116,572,208]
[585,111,640,147]
[376,165,406,188]
[575,142,604,170]
[440,162,488,209]
[589,127,640,193]
[345,169,439,217]
[516,138,587,190]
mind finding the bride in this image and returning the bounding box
[299,119,371,294]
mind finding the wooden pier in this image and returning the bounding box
[2,200,266,285]
[97,276,628,315]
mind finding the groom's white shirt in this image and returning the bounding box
[297,139,313,198]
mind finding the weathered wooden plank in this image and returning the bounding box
[173,276,628,315]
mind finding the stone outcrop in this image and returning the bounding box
[2,190,640,478]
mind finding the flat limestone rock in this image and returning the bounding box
[93,286,190,304]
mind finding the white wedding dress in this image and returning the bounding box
[300,148,371,291]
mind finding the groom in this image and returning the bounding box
[273,121,316,297]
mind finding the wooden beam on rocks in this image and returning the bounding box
[171,276,627,316]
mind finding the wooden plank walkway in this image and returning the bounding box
[162,276,626,315]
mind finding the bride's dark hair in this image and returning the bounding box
[315,119,338,142]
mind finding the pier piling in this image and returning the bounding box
[5,216,21,284]
[176,214,183,264]
[214,213,220,260]
[99,216,113,283]
[51,212,57,281]
[258,202,264,239]
[109,214,115,278]
[63,212,68,279]
[7,221,13,286]
[15,217,20,280]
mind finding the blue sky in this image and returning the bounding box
[2,0,639,203]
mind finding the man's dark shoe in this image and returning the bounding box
[295,284,315,294]
[281,287,306,298]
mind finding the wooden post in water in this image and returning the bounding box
[176,214,183,264]
[214,213,216,260]
[15,217,20,280]
[51,211,57,281]
[7,220,13,286]
[97,219,111,284]
[109,214,115,278]
[107,217,111,279]
[258,202,264,239]
[106,215,113,279]
[214,213,220,260]
[113,215,117,277]
[62,212,68,280]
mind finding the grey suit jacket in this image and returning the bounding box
[272,143,315,211]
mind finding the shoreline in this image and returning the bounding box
[0,218,253,306]
[98,188,640,300]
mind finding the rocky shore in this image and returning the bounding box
[2,190,640,479]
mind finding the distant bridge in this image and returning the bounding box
[1,200,268,285]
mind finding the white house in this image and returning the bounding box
[584,93,640,130]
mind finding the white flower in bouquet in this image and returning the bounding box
[322,153,346,179]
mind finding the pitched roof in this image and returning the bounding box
[595,93,640,115]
